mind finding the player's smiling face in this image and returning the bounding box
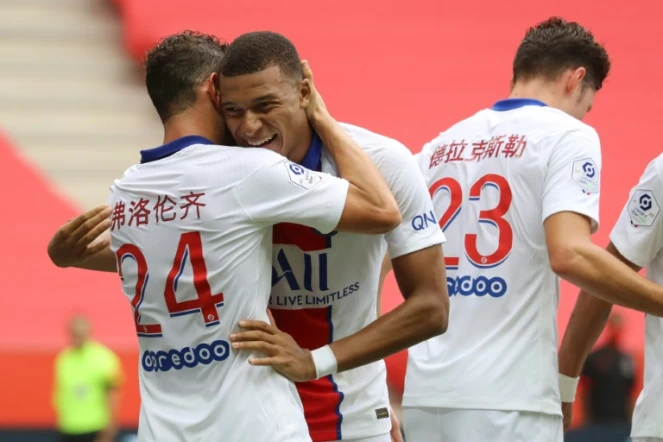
[219,65,310,161]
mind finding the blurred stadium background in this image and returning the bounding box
[0,0,661,440]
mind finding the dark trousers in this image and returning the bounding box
[57,431,99,442]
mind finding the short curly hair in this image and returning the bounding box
[513,17,611,90]
[144,31,228,121]
[219,31,302,81]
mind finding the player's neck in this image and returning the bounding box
[508,80,561,108]
[289,124,314,165]
[161,111,224,145]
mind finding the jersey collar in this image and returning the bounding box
[300,132,323,171]
[491,98,547,111]
[140,135,215,163]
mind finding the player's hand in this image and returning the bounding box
[390,408,403,442]
[561,401,573,431]
[301,60,329,123]
[47,205,112,268]
[230,317,317,382]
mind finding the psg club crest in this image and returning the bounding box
[628,189,660,227]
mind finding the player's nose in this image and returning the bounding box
[240,111,263,137]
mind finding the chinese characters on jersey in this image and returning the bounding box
[429,134,527,168]
[111,191,207,231]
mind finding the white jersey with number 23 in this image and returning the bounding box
[406,99,602,416]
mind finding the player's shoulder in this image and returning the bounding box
[112,144,286,189]
[180,143,285,166]
[526,107,600,145]
[339,122,413,161]
[647,152,663,172]
[630,153,663,191]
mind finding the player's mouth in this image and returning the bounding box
[246,134,277,148]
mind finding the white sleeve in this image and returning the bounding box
[609,156,663,268]
[382,143,446,259]
[233,157,349,234]
[414,150,428,179]
[541,128,602,232]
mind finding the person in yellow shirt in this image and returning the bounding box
[53,315,123,442]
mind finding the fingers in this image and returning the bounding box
[301,60,313,82]
[238,320,278,334]
[83,238,111,258]
[68,206,112,245]
[60,205,109,238]
[248,356,283,367]
[230,330,276,344]
[232,340,276,353]
[79,218,112,250]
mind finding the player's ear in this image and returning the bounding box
[565,67,587,94]
[298,76,311,109]
[207,72,222,111]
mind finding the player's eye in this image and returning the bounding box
[222,106,242,116]
[257,102,276,112]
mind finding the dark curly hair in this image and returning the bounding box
[513,17,611,90]
[219,31,303,81]
[144,30,228,121]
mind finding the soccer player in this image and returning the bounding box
[50,31,450,442]
[396,17,663,442]
[558,153,663,442]
[218,32,448,442]
[49,31,403,442]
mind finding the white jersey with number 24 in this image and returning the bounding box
[108,136,350,442]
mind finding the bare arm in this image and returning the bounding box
[545,212,663,315]
[377,252,392,317]
[330,245,448,372]
[558,242,638,378]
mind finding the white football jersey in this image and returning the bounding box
[269,124,445,441]
[108,136,350,442]
[404,99,602,416]
[610,154,663,439]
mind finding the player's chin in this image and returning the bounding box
[261,135,283,155]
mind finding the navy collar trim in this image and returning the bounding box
[300,132,323,171]
[140,135,215,163]
[492,98,547,112]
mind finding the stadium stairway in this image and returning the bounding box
[0,0,162,209]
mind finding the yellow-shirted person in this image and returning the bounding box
[53,315,123,442]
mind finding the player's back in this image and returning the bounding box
[405,99,601,416]
[109,138,311,441]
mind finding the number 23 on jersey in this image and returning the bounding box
[430,174,513,269]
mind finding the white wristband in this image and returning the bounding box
[558,373,580,403]
[311,345,338,379]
